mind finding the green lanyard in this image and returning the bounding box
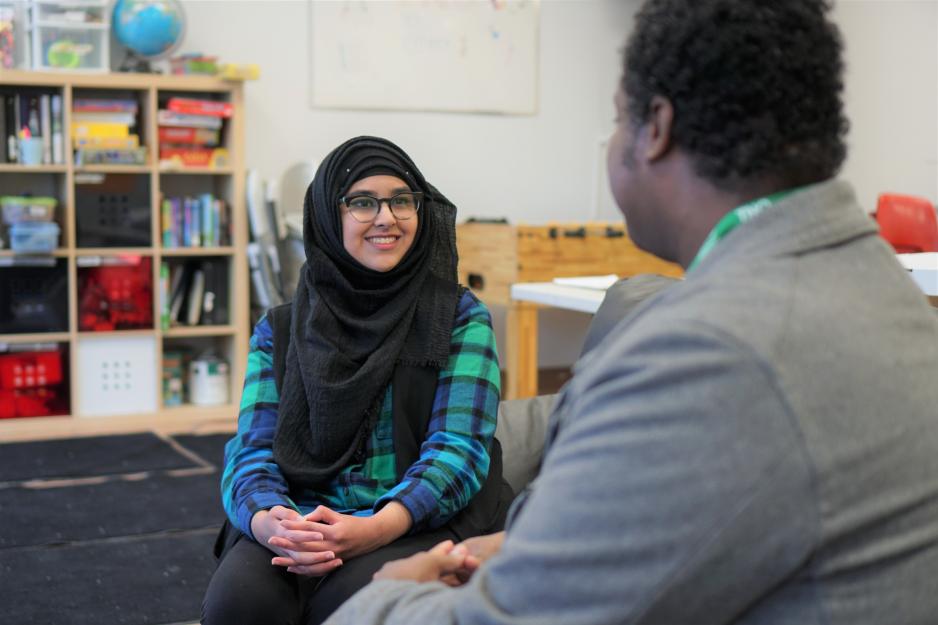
[687,189,797,272]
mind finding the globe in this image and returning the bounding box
[112,0,185,60]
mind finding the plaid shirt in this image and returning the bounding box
[222,290,501,538]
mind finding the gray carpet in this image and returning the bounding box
[0,432,231,625]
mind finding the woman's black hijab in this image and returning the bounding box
[273,136,459,489]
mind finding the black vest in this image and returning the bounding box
[268,303,513,541]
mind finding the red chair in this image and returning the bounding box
[876,193,938,253]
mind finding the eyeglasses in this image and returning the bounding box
[340,192,423,223]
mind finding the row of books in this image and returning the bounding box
[161,194,231,248]
[1,91,65,164]
[159,259,229,329]
[158,97,231,168]
[72,98,144,166]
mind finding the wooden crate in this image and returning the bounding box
[456,221,683,306]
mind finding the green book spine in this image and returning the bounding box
[159,260,170,330]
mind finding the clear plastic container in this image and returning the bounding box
[34,0,110,25]
[0,1,32,69]
[31,0,110,73]
[10,220,60,252]
[1,195,57,224]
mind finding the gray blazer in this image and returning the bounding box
[327,180,938,625]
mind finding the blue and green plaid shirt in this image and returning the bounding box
[222,290,501,539]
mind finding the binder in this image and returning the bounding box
[168,264,189,325]
[39,94,51,164]
[0,95,6,163]
[50,95,63,164]
[186,268,205,325]
[200,259,229,325]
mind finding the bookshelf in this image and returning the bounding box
[0,70,248,441]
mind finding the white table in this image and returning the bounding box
[507,260,938,400]
[897,253,938,296]
[510,282,607,313]
[505,282,610,399]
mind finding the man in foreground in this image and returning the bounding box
[326,1,938,622]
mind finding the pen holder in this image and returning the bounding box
[18,138,43,166]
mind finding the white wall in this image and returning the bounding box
[835,0,938,211]
[178,0,631,224]
[173,0,937,369]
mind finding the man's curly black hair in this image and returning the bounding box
[623,0,849,189]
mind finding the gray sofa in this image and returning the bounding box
[493,274,678,494]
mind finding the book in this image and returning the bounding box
[157,126,220,146]
[190,197,201,247]
[0,95,6,163]
[159,261,170,330]
[5,94,16,162]
[217,198,230,246]
[166,97,233,118]
[157,110,223,129]
[51,95,63,164]
[186,268,205,325]
[73,135,140,149]
[72,111,137,126]
[27,96,39,136]
[73,98,138,114]
[39,95,51,164]
[159,146,229,168]
[200,259,229,325]
[200,193,214,247]
[73,147,147,166]
[168,264,189,324]
[71,122,130,140]
[161,199,174,247]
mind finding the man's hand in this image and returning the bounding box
[459,531,504,564]
[438,531,505,586]
[373,540,470,583]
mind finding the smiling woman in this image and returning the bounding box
[339,175,420,272]
[202,136,511,625]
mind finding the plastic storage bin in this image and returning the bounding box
[1,195,57,224]
[10,220,60,252]
[31,0,110,72]
[0,1,32,69]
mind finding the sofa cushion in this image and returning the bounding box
[495,394,556,494]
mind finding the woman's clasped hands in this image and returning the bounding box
[253,502,413,577]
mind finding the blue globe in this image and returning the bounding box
[112,0,185,59]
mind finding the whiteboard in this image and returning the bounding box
[309,0,540,115]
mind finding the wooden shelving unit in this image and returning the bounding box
[0,69,248,439]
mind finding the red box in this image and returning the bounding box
[78,257,153,332]
[0,388,61,418]
[0,351,63,390]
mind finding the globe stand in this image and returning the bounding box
[118,51,159,73]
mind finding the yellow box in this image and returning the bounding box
[71,122,130,140]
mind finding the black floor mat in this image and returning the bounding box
[172,433,233,468]
[1,530,220,625]
[0,433,197,482]
[0,471,224,548]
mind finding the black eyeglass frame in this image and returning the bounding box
[339,191,424,223]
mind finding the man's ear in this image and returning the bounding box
[643,95,674,161]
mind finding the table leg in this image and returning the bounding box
[506,301,539,400]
